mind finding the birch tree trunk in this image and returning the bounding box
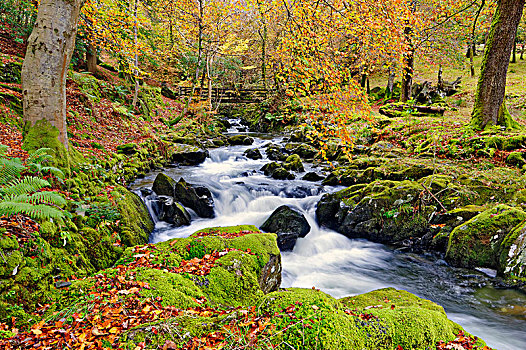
[470,0,525,130]
[21,0,82,151]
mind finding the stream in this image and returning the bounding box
[133,133,526,350]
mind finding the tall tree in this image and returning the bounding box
[470,0,525,130]
[21,0,83,151]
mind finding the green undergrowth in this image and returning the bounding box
[39,227,487,350]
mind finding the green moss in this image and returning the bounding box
[112,186,154,246]
[206,250,263,306]
[22,119,84,172]
[283,154,304,172]
[446,204,526,269]
[506,152,526,167]
[135,268,204,308]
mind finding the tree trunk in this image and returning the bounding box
[131,0,140,111]
[511,40,517,63]
[386,66,395,98]
[400,48,414,102]
[470,0,525,130]
[86,43,98,75]
[21,0,82,151]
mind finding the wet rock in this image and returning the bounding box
[152,173,176,197]
[260,205,311,250]
[261,162,280,175]
[228,135,254,145]
[258,254,282,294]
[271,167,295,180]
[316,180,432,245]
[283,154,304,172]
[55,281,72,289]
[302,172,324,182]
[293,144,318,159]
[116,143,138,155]
[446,205,526,278]
[244,148,263,160]
[158,196,191,226]
[174,178,215,218]
[171,144,209,165]
[265,144,287,161]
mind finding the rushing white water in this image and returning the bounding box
[133,135,526,350]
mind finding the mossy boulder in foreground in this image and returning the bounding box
[2,226,490,349]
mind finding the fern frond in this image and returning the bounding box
[0,177,50,197]
[0,202,65,221]
[0,158,26,185]
[4,191,66,207]
[0,144,8,157]
[26,148,53,165]
[28,191,67,206]
[40,166,65,180]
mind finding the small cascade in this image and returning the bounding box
[132,135,526,350]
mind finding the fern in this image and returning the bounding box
[0,144,68,223]
[0,202,66,221]
[26,148,65,179]
[0,157,25,185]
[0,177,51,197]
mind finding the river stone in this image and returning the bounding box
[265,143,287,161]
[261,162,280,175]
[283,154,304,172]
[316,180,432,245]
[244,148,263,160]
[503,222,526,279]
[260,205,311,250]
[446,204,526,273]
[293,144,318,159]
[171,144,209,165]
[302,172,324,182]
[152,173,176,197]
[272,167,295,180]
[158,196,191,226]
[228,134,254,145]
[174,178,215,218]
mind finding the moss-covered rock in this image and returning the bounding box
[228,135,254,146]
[446,205,526,271]
[152,172,176,197]
[283,154,304,172]
[506,151,526,167]
[317,180,432,245]
[171,144,209,165]
[113,186,154,246]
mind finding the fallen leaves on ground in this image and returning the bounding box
[436,331,493,350]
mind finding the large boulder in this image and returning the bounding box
[158,196,191,226]
[446,205,526,277]
[244,148,263,160]
[171,144,209,165]
[152,172,175,197]
[228,134,254,145]
[316,180,431,245]
[292,143,318,159]
[302,172,325,182]
[283,154,304,172]
[174,178,215,218]
[265,143,287,161]
[260,205,311,250]
[261,162,295,180]
[503,222,526,280]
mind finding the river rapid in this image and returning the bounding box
[133,134,526,350]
